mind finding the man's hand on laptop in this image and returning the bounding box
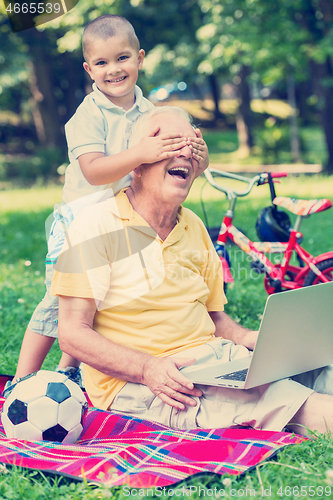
[240,330,258,351]
[209,311,258,351]
[142,356,203,410]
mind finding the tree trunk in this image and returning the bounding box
[236,64,254,156]
[297,0,333,173]
[296,80,313,125]
[60,52,86,123]
[310,57,333,174]
[21,29,65,150]
[207,74,226,124]
[286,68,302,163]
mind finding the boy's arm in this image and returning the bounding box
[79,131,187,186]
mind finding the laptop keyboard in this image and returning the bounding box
[215,368,248,381]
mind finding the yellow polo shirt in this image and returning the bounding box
[51,190,226,410]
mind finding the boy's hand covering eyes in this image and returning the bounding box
[137,126,187,164]
[188,129,209,175]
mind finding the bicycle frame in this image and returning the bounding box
[204,169,333,293]
[218,218,333,292]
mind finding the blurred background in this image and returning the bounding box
[1,0,333,186]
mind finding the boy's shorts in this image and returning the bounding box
[28,204,74,338]
[110,338,330,432]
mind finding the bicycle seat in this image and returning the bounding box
[273,196,332,216]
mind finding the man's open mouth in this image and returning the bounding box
[168,167,189,180]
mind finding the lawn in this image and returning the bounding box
[1,175,333,498]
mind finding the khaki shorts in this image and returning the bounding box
[110,338,333,431]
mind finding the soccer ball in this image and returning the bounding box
[1,370,88,444]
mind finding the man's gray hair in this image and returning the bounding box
[128,106,193,148]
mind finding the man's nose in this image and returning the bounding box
[178,143,192,159]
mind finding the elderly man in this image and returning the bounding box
[51,106,333,436]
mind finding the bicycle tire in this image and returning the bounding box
[303,258,333,286]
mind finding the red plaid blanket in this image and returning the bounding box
[0,375,304,487]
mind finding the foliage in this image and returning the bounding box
[196,0,308,79]
[195,0,333,171]
[1,0,333,176]
[200,125,326,166]
[1,176,333,497]
[255,122,302,164]
[0,147,66,182]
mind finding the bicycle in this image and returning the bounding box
[202,168,333,294]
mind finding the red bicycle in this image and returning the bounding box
[203,168,333,294]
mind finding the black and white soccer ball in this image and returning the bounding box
[1,370,88,443]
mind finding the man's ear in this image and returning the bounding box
[133,166,143,177]
[138,49,145,70]
[83,62,94,80]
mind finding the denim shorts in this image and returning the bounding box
[110,338,316,432]
[28,204,74,338]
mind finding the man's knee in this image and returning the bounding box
[287,392,333,436]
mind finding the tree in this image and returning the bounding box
[195,0,333,171]
[2,0,333,173]
[0,0,205,151]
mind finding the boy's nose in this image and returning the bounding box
[107,62,120,74]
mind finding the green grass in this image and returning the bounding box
[1,177,333,498]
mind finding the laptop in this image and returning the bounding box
[181,281,333,389]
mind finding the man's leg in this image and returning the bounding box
[287,392,333,436]
[110,340,313,431]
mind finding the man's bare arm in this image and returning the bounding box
[58,295,202,409]
[209,311,258,351]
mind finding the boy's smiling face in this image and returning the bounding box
[83,35,145,110]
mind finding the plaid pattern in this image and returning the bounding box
[0,375,304,487]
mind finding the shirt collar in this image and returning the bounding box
[109,190,188,241]
[91,83,145,113]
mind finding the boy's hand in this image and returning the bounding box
[188,129,209,176]
[138,126,187,164]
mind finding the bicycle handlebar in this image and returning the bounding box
[268,171,288,178]
[204,168,288,198]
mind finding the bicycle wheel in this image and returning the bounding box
[303,258,333,286]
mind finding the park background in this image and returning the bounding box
[1,0,333,498]
[1,0,333,180]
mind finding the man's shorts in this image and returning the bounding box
[28,204,74,338]
[109,338,331,432]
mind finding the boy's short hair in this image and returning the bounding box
[128,106,193,148]
[82,15,140,61]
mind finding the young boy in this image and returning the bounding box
[4,15,208,397]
